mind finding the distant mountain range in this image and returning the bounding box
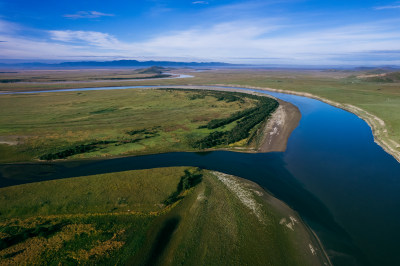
[0,60,399,70]
[0,60,234,68]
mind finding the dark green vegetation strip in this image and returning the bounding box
[158,89,278,149]
[163,169,203,205]
[91,74,171,80]
[193,92,278,149]
[39,140,118,160]
[1,88,263,162]
[31,89,277,161]
[39,128,160,160]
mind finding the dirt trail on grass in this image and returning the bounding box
[0,136,23,145]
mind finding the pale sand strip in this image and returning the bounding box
[148,85,301,153]
[214,84,400,163]
[258,99,301,152]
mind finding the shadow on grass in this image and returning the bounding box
[145,216,181,266]
[0,221,67,251]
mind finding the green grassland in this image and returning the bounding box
[2,67,399,158]
[0,89,278,162]
[2,68,398,150]
[0,167,328,265]
[129,68,399,156]
[0,67,170,83]
[206,69,400,156]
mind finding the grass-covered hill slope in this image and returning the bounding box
[0,89,277,163]
[360,71,400,83]
[137,66,167,74]
[0,167,329,265]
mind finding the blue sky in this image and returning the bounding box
[1,0,400,65]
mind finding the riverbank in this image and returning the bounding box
[223,172,332,265]
[215,83,400,163]
[2,83,400,264]
[0,167,331,265]
[151,86,301,153]
[258,99,301,152]
[0,86,296,163]
[0,89,268,163]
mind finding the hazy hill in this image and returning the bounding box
[361,71,400,82]
[137,66,166,74]
[0,60,233,69]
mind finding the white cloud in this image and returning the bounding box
[1,18,400,65]
[374,1,400,10]
[0,19,19,33]
[49,30,120,48]
[63,11,114,19]
[132,20,400,64]
[374,5,400,10]
[192,1,209,4]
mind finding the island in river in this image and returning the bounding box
[2,67,400,265]
[0,87,299,162]
[0,83,331,265]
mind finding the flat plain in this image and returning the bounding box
[0,88,277,162]
[2,68,398,161]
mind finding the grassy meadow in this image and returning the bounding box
[1,68,398,150]
[0,167,328,265]
[0,89,277,162]
[196,69,400,153]
[0,67,170,84]
[105,68,400,157]
[216,69,400,157]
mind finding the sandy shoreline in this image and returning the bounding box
[0,85,303,155]
[214,171,332,266]
[142,85,302,153]
[258,99,301,152]
[214,83,400,163]
[0,85,328,263]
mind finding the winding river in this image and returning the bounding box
[1,85,400,265]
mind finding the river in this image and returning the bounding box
[1,86,400,265]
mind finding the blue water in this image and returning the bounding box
[1,86,400,265]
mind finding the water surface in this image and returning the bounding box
[1,86,400,265]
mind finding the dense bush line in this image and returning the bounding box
[95,74,171,80]
[160,89,245,103]
[193,95,278,149]
[39,141,118,160]
[39,89,277,160]
[200,107,258,129]
[126,127,159,137]
[41,128,160,160]
[164,169,203,205]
